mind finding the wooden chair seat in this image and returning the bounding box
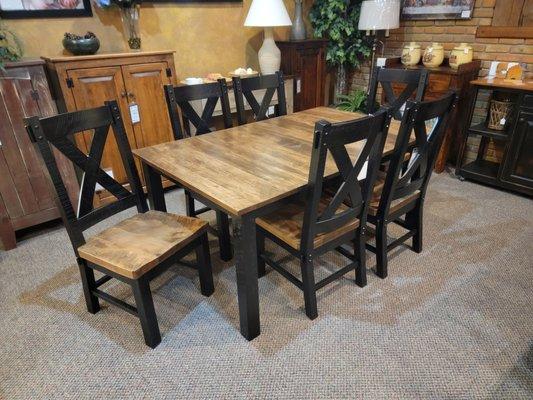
[369,171,420,216]
[78,211,208,279]
[256,196,360,251]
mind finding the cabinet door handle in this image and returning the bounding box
[121,91,128,98]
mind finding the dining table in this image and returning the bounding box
[133,107,402,341]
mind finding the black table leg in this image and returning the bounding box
[217,211,233,261]
[142,163,167,212]
[233,215,260,340]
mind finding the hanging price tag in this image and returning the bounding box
[129,103,140,124]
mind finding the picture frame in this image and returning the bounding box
[401,0,475,21]
[0,0,92,19]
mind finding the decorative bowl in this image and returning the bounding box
[62,37,100,56]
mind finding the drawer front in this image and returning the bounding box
[426,74,451,97]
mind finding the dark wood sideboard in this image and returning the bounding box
[277,39,328,111]
[456,78,533,196]
[0,60,78,250]
[385,57,481,173]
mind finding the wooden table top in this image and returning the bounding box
[470,77,533,91]
[133,107,401,217]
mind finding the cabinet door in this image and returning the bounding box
[501,111,533,189]
[296,47,323,111]
[121,63,174,148]
[0,68,56,221]
[66,66,134,186]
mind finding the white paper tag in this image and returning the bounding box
[464,48,469,54]
[129,103,140,124]
[500,118,506,126]
[296,79,301,94]
[376,57,387,67]
[461,10,471,18]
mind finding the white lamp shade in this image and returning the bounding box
[358,0,400,31]
[245,0,292,27]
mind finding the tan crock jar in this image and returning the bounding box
[401,42,421,66]
[449,43,473,69]
[422,42,444,68]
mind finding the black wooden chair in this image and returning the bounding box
[255,109,392,319]
[232,71,287,125]
[164,80,233,261]
[25,101,214,348]
[367,67,429,120]
[366,92,457,279]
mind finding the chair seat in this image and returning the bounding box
[369,171,420,216]
[78,211,208,279]
[256,196,360,251]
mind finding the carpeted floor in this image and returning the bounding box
[1,173,532,399]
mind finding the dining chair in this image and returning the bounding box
[232,71,287,125]
[366,92,457,279]
[367,67,429,121]
[255,109,392,319]
[164,80,233,261]
[25,101,214,348]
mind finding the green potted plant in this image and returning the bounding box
[0,23,23,70]
[309,0,371,102]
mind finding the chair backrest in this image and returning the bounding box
[164,78,232,139]
[24,101,147,253]
[300,109,393,253]
[367,67,429,120]
[232,71,287,125]
[375,92,457,217]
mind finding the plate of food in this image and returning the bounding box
[228,67,259,78]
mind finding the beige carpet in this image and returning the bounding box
[1,173,532,399]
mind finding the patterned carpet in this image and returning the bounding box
[1,173,532,399]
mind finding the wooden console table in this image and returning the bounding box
[385,57,481,173]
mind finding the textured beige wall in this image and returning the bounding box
[6,1,295,79]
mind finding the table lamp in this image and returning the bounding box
[358,0,400,90]
[245,0,292,75]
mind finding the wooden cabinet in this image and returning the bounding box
[384,57,481,173]
[277,39,327,112]
[44,51,177,203]
[457,78,533,197]
[0,60,78,250]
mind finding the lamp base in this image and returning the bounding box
[258,27,281,75]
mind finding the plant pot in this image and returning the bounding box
[62,37,100,56]
[121,5,141,50]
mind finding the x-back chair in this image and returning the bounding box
[366,92,457,279]
[232,71,287,125]
[255,109,392,319]
[367,67,429,121]
[25,101,214,348]
[165,79,233,261]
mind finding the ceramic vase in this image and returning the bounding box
[401,42,421,66]
[121,5,141,50]
[422,42,444,68]
[449,43,473,69]
[290,0,306,40]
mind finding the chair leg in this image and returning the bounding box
[375,221,388,279]
[216,211,233,261]
[184,190,195,217]
[195,234,214,296]
[354,228,367,287]
[256,230,266,278]
[131,278,161,348]
[406,203,423,253]
[300,255,318,320]
[78,260,100,314]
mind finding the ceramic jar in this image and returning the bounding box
[401,42,421,66]
[449,43,473,69]
[422,42,444,68]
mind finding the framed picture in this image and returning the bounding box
[401,0,475,21]
[0,0,92,19]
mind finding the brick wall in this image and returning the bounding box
[349,0,533,166]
